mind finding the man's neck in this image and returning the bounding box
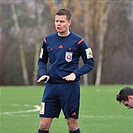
[58,31,70,37]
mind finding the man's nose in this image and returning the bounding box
[57,21,61,25]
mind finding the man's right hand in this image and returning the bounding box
[37,75,50,83]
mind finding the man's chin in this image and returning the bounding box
[58,31,64,34]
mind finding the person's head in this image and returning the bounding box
[54,8,72,36]
[116,87,133,109]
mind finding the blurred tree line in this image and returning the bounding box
[0,0,133,86]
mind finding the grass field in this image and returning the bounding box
[0,85,133,133]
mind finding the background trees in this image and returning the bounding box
[0,0,133,85]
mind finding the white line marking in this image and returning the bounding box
[2,104,40,115]
[1,104,131,119]
[79,115,131,118]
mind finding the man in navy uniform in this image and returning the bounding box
[37,8,94,133]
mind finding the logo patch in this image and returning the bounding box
[40,102,45,115]
[85,48,93,59]
[65,52,73,62]
[58,45,63,48]
[39,48,43,58]
[71,112,76,116]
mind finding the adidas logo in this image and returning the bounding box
[71,112,76,116]
[58,45,63,48]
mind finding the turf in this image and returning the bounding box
[0,85,133,133]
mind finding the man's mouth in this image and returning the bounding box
[57,27,61,30]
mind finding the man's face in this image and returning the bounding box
[121,96,133,109]
[55,15,71,36]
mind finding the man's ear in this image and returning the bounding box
[128,95,133,100]
[69,20,72,25]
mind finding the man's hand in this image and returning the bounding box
[37,75,50,83]
[62,72,76,81]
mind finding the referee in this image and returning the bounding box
[37,8,94,133]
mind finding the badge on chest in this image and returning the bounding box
[65,52,73,62]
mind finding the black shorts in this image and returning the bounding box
[39,81,80,119]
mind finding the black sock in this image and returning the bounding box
[38,129,49,133]
[69,128,80,133]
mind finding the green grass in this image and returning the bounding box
[0,85,133,133]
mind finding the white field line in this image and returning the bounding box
[79,115,131,118]
[1,104,131,119]
[2,104,40,115]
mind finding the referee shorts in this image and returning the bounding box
[39,81,80,119]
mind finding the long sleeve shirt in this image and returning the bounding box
[38,31,94,83]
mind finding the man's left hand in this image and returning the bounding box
[62,72,76,81]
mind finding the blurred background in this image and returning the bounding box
[0,0,133,86]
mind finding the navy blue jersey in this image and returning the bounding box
[38,31,94,83]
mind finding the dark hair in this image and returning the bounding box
[116,87,133,102]
[55,8,72,20]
